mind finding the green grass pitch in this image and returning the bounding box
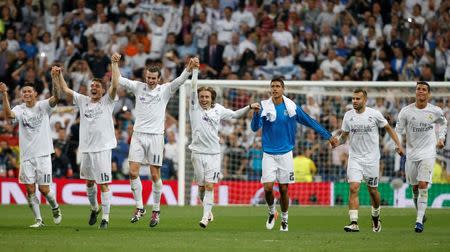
[1,205,449,251]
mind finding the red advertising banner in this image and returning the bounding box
[0,178,178,205]
[1,178,331,206]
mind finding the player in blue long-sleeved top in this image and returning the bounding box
[250,77,339,232]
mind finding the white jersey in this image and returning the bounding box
[119,69,190,134]
[342,107,388,164]
[73,92,117,153]
[188,69,249,154]
[12,100,54,161]
[396,103,448,161]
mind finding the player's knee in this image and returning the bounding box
[368,187,378,195]
[418,181,428,189]
[151,174,160,182]
[25,184,36,195]
[205,183,214,191]
[38,185,50,195]
[86,180,95,187]
[99,184,109,192]
[349,184,360,194]
[279,185,288,195]
[129,168,139,179]
[264,186,273,194]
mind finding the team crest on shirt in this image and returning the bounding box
[284,109,288,116]
[427,114,433,121]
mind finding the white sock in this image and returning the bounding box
[202,190,214,219]
[44,190,59,209]
[281,211,288,222]
[416,189,428,224]
[199,189,205,203]
[268,203,275,215]
[130,177,143,209]
[152,179,162,212]
[349,210,358,223]
[371,206,380,217]
[27,193,42,221]
[101,190,111,222]
[86,185,99,211]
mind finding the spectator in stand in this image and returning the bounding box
[0,140,17,178]
[52,146,72,178]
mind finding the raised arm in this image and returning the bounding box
[168,57,198,94]
[110,53,121,100]
[190,67,199,110]
[0,82,15,119]
[55,66,74,100]
[48,66,61,107]
[385,124,405,156]
[228,103,260,119]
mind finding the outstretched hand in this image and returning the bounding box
[187,57,200,71]
[51,66,61,78]
[395,145,405,156]
[111,53,121,63]
[0,82,7,94]
[249,103,260,112]
[329,136,339,149]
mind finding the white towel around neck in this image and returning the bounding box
[260,95,297,122]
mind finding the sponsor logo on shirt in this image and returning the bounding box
[350,124,373,134]
[84,103,104,119]
[138,93,162,105]
[412,122,433,133]
[22,111,44,132]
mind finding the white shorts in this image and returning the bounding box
[405,158,434,185]
[19,155,52,185]
[191,153,221,186]
[128,132,164,166]
[261,151,295,184]
[347,159,379,187]
[80,150,112,184]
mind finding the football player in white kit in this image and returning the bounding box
[111,53,198,227]
[189,65,260,228]
[395,81,447,233]
[338,88,404,232]
[53,63,118,229]
[0,78,62,228]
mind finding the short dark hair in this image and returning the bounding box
[197,86,217,104]
[22,82,36,90]
[146,65,161,78]
[416,81,430,93]
[270,77,285,88]
[91,78,107,90]
[353,88,367,97]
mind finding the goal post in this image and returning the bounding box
[176,80,450,207]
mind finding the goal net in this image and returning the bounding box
[174,80,450,208]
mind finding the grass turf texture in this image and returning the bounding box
[1,205,449,251]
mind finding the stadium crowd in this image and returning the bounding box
[0,0,449,183]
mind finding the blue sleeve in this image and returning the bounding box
[251,111,262,132]
[295,106,332,140]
